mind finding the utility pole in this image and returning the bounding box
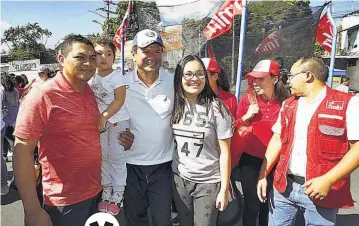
[107,0,110,35]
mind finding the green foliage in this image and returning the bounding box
[245,0,311,35]
[1,23,57,63]
[314,41,327,56]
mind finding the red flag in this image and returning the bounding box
[254,31,280,55]
[203,0,243,40]
[113,0,132,51]
[316,13,333,53]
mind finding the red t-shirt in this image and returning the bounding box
[217,89,237,118]
[234,94,281,159]
[14,73,102,206]
[17,88,26,99]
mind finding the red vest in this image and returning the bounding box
[273,86,354,208]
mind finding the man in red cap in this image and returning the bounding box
[257,57,359,226]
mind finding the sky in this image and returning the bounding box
[1,0,359,52]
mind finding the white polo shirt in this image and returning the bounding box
[125,68,175,165]
[272,88,359,177]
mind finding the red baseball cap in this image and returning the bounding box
[201,58,221,73]
[246,60,282,78]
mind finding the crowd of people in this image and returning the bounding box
[1,29,359,226]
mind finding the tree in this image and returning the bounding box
[244,0,311,35]
[102,0,160,40]
[1,23,57,63]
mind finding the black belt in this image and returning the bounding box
[288,174,305,185]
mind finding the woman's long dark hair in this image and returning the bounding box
[172,55,225,124]
[1,72,15,92]
[216,68,230,92]
[272,75,290,104]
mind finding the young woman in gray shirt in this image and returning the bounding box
[171,55,233,226]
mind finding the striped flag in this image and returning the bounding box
[203,0,243,40]
[254,31,280,55]
[113,0,133,51]
[316,13,333,53]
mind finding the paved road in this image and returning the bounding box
[1,160,359,226]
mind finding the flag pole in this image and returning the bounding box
[327,0,337,88]
[235,0,247,99]
[205,40,208,58]
[121,24,125,75]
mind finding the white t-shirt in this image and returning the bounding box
[172,100,233,183]
[336,84,349,93]
[90,71,129,123]
[272,88,359,177]
[125,68,175,165]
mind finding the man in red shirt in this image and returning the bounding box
[13,35,102,226]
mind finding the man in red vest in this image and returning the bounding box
[256,57,359,226]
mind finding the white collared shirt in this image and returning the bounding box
[272,88,359,177]
[125,68,175,165]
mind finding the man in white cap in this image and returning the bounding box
[38,66,51,81]
[118,29,174,226]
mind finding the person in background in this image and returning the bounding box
[171,55,232,226]
[234,60,289,226]
[336,76,350,93]
[1,74,9,196]
[38,67,51,81]
[13,35,101,226]
[20,74,29,86]
[275,57,289,85]
[202,57,240,201]
[14,75,27,99]
[91,38,129,216]
[201,58,237,118]
[258,57,359,226]
[1,72,19,162]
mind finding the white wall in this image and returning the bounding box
[340,15,359,51]
[347,59,359,91]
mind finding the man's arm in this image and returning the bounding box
[257,133,282,202]
[13,137,41,213]
[326,141,359,183]
[259,133,282,178]
[14,137,53,226]
[304,140,359,200]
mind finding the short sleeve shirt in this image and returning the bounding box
[217,89,237,118]
[14,72,102,206]
[335,84,349,93]
[125,69,175,165]
[90,71,129,123]
[172,100,233,183]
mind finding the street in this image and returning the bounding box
[1,160,359,226]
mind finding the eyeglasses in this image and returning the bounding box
[287,71,306,80]
[183,71,206,81]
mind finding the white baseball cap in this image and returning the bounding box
[132,29,164,48]
[246,60,282,78]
